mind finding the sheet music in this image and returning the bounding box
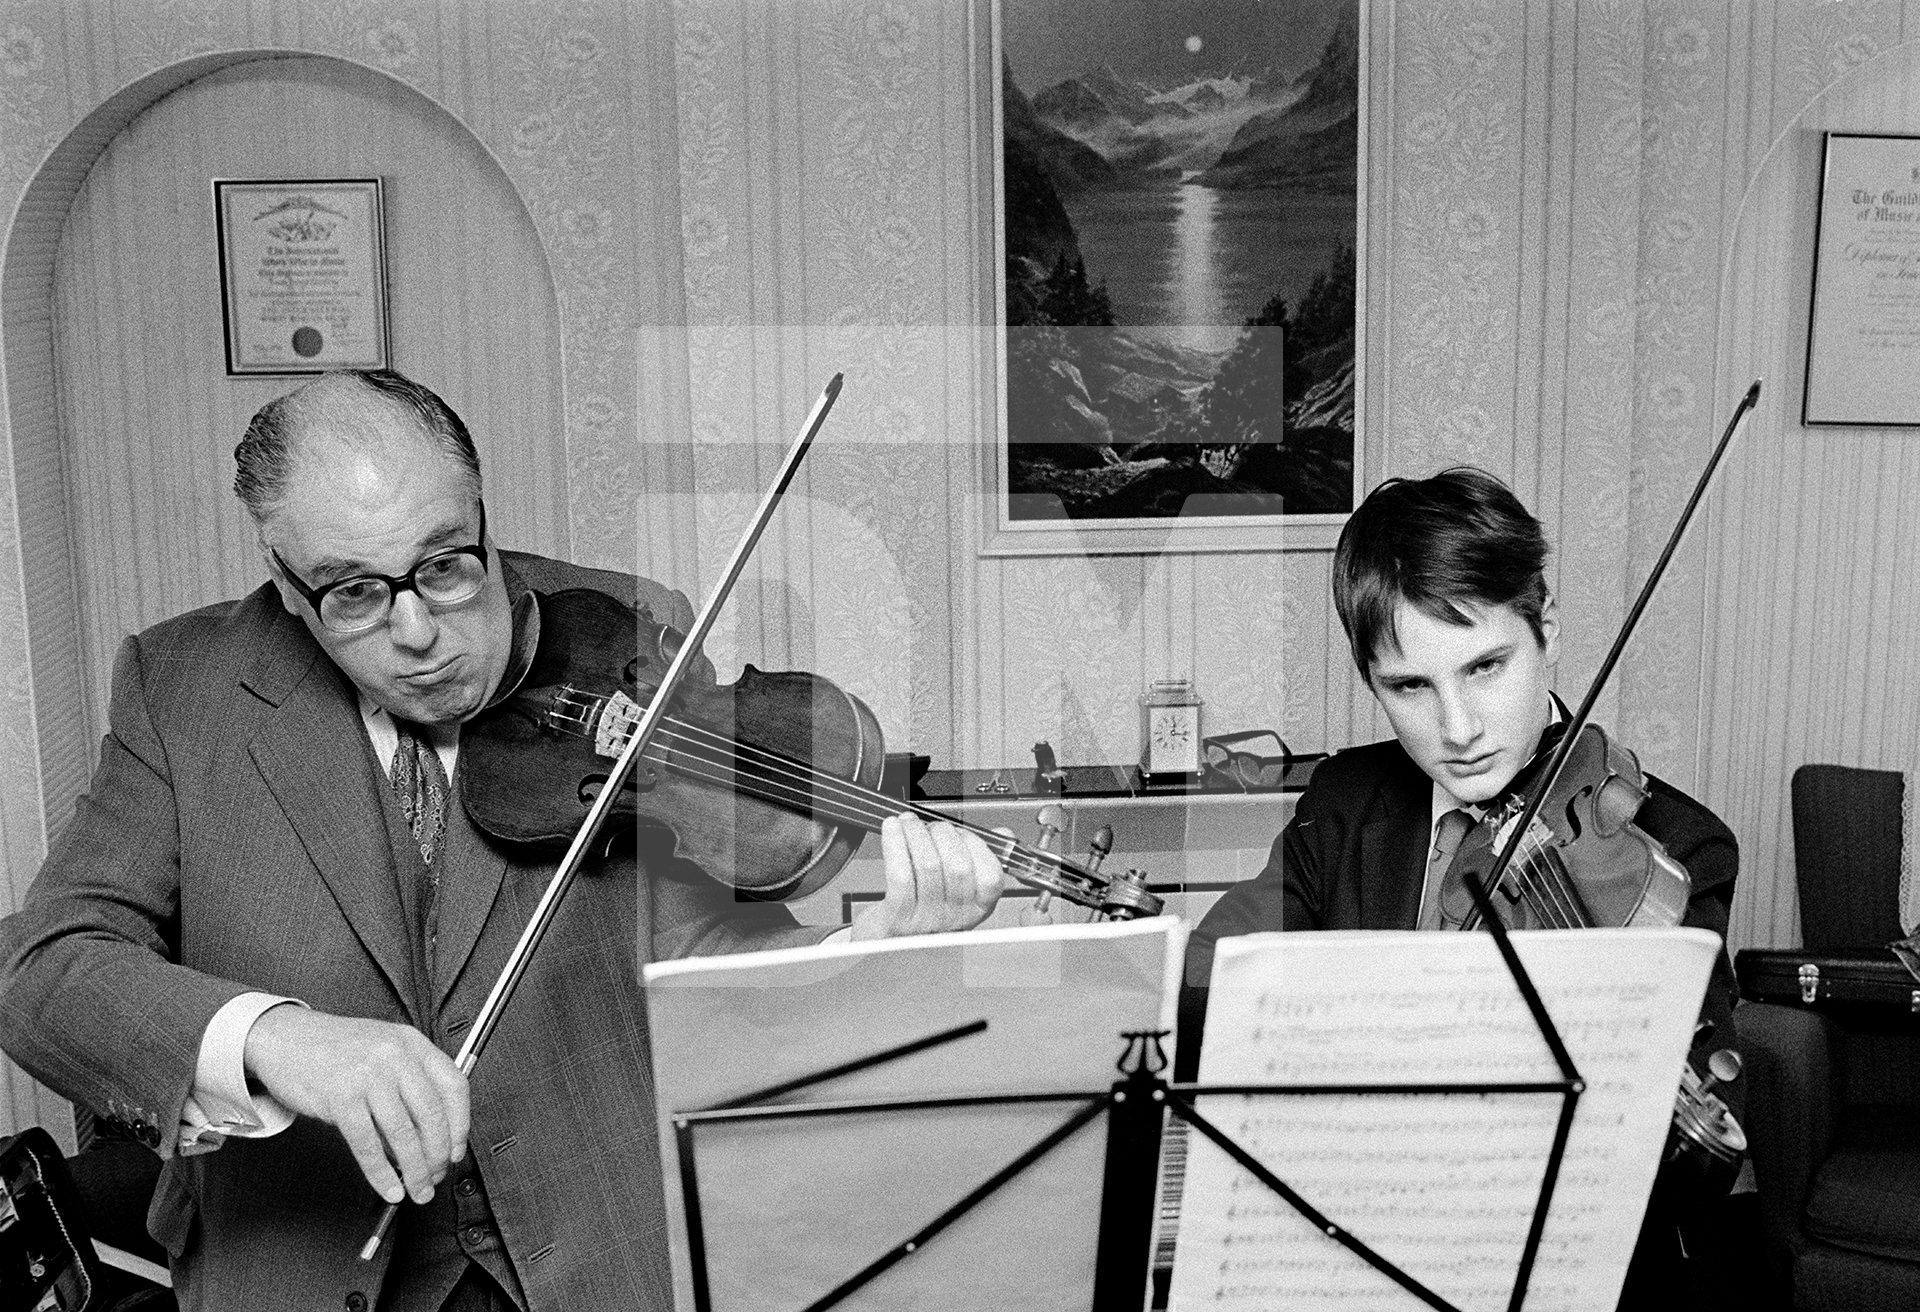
[1169,927,1717,1312]
[644,916,1184,1312]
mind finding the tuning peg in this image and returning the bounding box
[1085,824,1114,874]
[1698,1049,1743,1099]
[1034,804,1066,851]
[1028,805,1069,913]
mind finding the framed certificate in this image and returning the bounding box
[1804,134,1920,426]
[214,178,390,375]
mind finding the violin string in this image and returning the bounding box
[535,688,1111,902]
[1505,845,1563,928]
[651,717,950,829]
[1532,842,1587,927]
[1518,856,1566,927]
[1542,851,1586,927]
[1463,795,1589,931]
[548,688,1061,867]
[1512,843,1580,929]
[559,707,1098,900]
[1467,824,1578,931]
[540,689,880,828]
[1504,845,1551,925]
[645,712,1064,858]
[598,738,1075,896]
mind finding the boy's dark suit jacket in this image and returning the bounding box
[1176,736,1741,1089]
[0,551,833,1312]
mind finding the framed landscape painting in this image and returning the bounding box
[988,0,1361,554]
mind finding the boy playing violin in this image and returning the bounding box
[1178,466,1740,1304]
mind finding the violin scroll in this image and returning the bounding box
[1669,1049,1746,1195]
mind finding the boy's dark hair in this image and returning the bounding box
[1331,466,1550,679]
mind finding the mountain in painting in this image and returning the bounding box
[1023,11,1358,192]
[1002,61,1120,333]
[1001,11,1359,519]
[1003,54,1116,199]
[1198,11,1358,190]
[1032,65,1165,129]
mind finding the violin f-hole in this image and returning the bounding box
[578,768,654,807]
[1560,789,1588,842]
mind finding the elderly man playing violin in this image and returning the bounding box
[0,368,1007,1312]
[1177,466,1741,1307]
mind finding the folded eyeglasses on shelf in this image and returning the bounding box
[1199,729,1325,791]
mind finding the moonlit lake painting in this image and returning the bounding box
[1000,0,1357,524]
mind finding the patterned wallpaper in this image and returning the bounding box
[663,0,1357,780]
[5,0,1920,1138]
[1700,27,1920,953]
[659,0,1920,958]
[1376,0,1920,957]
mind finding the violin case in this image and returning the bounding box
[0,1126,102,1311]
[1736,947,1920,1030]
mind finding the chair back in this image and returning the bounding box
[1790,763,1907,950]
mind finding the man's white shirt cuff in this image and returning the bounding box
[178,992,303,1155]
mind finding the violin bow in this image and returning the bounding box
[1464,379,1762,929]
[361,372,845,1260]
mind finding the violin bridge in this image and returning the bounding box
[595,689,643,759]
[1490,812,1557,898]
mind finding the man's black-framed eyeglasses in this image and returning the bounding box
[273,502,490,635]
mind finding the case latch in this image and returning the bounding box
[1798,962,1820,1004]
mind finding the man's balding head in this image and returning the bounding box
[234,369,480,525]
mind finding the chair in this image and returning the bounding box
[1736,764,1920,1310]
[1788,764,1907,951]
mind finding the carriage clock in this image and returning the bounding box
[1139,678,1203,783]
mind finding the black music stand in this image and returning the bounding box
[666,872,1587,1312]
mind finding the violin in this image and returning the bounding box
[1429,382,1766,1194]
[1437,722,1689,933]
[458,586,1164,920]
[1437,722,1747,1186]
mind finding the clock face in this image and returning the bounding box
[1151,712,1191,749]
[1146,706,1200,773]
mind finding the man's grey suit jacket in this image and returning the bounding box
[0,551,833,1311]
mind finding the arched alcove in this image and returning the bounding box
[0,10,694,1145]
[2,49,565,852]
[1704,39,1920,950]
